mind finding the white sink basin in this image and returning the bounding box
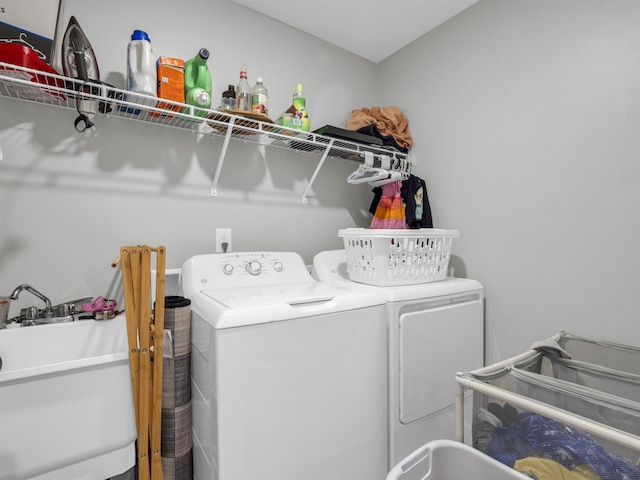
[0,314,136,480]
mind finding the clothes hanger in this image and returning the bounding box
[368,169,402,187]
[347,164,389,184]
[367,155,408,186]
[390,156,411,181]
[347,152,388,184]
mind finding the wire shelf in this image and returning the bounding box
[0,62,412,201]
[0,62,409,160]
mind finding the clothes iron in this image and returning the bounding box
[61,16,99,82]
[61,16,107,131]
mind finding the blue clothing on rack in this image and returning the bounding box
[488,411,640,480]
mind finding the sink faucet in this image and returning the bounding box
[9,284,53,319]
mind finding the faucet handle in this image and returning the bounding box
[23,306,39,320]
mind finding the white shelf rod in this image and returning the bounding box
[210,116,236,196]
[454,374,640,453]
[302,138,334,203]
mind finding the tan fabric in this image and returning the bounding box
[346,106,413,149]
[514,457,600,480]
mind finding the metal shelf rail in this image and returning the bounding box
[0,62,412,202]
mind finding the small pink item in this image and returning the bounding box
[82,297,117,312]
[103,299,118,310]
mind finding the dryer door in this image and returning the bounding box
[399,293,483,424]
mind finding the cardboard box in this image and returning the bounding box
[152,56,184,118]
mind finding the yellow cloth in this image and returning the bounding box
[346,106,413,149]
[514,457,600,480]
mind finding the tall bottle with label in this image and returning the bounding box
[236,63,251,111]
[251,77,269,116]
[127,29,157,96]
[292,83,310,132]
[184,48,212,113]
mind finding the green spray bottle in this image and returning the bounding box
[184,48,212,116]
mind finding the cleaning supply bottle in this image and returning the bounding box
[292,83,310,132]
[220,85,236,110]
[236,63,251,111]
[251,77,269,115]
[126,30,156,96]
[184,48,212,112]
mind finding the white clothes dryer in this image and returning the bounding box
[312,250,484,469]
[181,252,388,480]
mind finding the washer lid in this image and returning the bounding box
[196,280,385,329]
[202,281,370,309]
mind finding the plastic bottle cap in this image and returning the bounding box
[223,85,236,98]
[194,90,210,106]
[295,83,304,94]
[256,77,263,84]
[131,30,150,42]
[199,48,210,60]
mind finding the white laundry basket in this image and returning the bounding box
[339,228,459,286]
[386,439,526,480]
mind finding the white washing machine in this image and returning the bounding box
[312,250,484,469]
[181,252,388,480]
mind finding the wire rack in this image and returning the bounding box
[0,62,412,201]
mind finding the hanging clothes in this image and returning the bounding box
[369,174,433,229]
[402,175,433,229]
[370,180,407,229]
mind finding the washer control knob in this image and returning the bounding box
[246,260,262,276]
[273,262,283,272]
[222,264,234,275]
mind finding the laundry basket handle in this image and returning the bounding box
[385,443,433,480]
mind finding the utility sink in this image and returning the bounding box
[0,314,136,479]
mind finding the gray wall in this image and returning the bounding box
[379,0,640,361]
[0,0,377,310]
[2,0,640,363]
